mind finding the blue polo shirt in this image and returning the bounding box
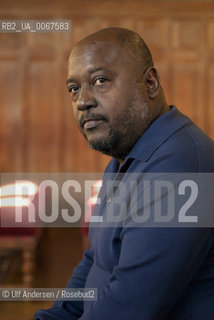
[34,106,214,320]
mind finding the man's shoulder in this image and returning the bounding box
[161,120,214,171]
[105,106,214,173]
[135,118,214,173]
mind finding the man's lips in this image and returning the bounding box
[83,119,104,130]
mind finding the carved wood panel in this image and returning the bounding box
[0,1,213,171]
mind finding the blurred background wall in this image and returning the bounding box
[0,0,214,173]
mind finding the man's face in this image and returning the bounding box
[67,39,153,160]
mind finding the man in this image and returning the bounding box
[34,27,214,319]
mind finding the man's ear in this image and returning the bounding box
[144,67,160,99]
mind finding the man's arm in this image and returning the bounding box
[34,248,94,320]
[79,227,212,320]
[78,173,213,320]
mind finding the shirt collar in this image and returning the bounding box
[125,105,189,162]
[105,106,190,173]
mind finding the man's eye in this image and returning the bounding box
[94,78,107,86]
[68,85,79,94]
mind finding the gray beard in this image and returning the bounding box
[88,127,123,158]
[88,126,139,160]
[87,101,154,160]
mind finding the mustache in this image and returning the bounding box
[79,113,108,128]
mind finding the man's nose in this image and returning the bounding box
[76,87,97,111]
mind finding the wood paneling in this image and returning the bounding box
[0,60,24,171]
[0,0,214,172]
[208,62,214,140]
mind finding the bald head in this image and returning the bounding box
[76,27,154,73]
